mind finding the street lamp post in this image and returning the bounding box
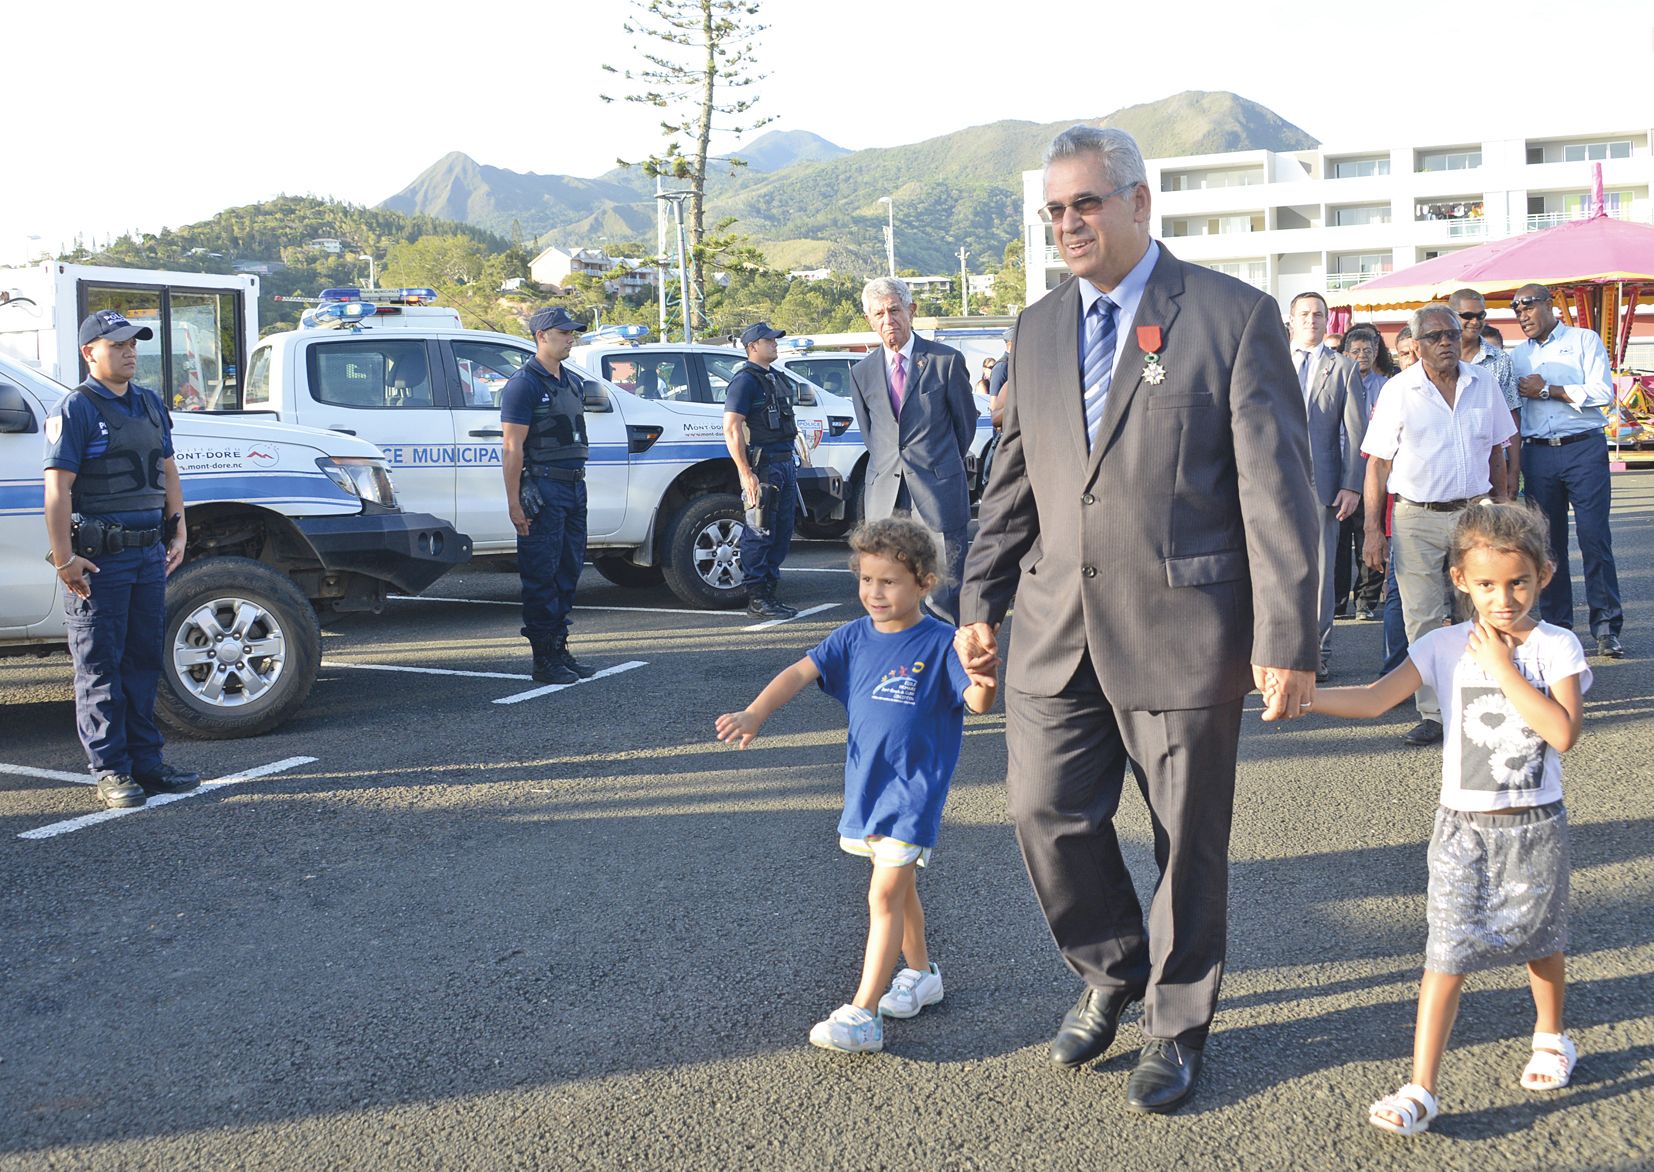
[879,196,896,277]
[958,246,970,315]
[656,190,695,345]
[357,253,377,290]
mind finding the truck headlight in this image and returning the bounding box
[316,457,398,508]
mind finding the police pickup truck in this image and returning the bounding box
[240,291,841,608]
[0,352,467,738]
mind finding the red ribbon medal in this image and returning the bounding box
[1136,325,1163,353]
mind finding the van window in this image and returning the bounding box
[308,340,436,409]
[786,359,852,397]
[605,353,689,401]
[451,341,529,409]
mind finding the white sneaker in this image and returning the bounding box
[878,963,944,1019]
[808,1004,884,1053]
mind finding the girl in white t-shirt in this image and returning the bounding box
[1293,501,1590,1137]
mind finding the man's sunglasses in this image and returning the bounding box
[1038,181,1139,223]
[1510,295,1551,311]
[1457,310,1487,322]
[1418,328,1462,345]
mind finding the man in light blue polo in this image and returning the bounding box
[1509,284,1624,658]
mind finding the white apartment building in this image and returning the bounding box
[1023,127,1653,313]
[529,245,658,296]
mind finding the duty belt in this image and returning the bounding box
[71,519,164,557]
[1522,431,1596,447]
[525,464,586,482]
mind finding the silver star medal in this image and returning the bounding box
[1143,354,1167,385]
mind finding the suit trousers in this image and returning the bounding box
[1390,501,1459,722]
[891,481,966,625]
[1315,506,1340,664]
[1005,653,1243,1048]
[1521,432,1623,637]
[1333,501,1383,613]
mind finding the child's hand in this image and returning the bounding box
[714,710,765,749]
[1467,619,1517,676]
[964,664,997,691]
[954,626,997,673]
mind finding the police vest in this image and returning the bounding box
[523,368,589,465]
[70,383,168,516]
[733,363,797,449]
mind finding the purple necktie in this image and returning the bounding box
[889,354,907,415]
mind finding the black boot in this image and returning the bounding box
[530,637,578,685]
[553,635,597,680]
[746,584,791,619]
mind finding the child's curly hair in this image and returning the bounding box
[847,516,944,588]
[1449,499,1552,576]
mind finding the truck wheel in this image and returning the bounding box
[155,557,322,739]
[659,493,748,610]
[797,469,862,541]
[592,555,666,589]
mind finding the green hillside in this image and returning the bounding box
[380,91,1319,275]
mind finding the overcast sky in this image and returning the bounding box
[4,0,1650,263]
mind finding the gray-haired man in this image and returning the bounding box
[848,277,979,623]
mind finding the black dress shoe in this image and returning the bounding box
[1598,634,1626,659]
[1403,719,1443,746]
[95,773,146,809]
[133,763,200,794]
[1126,1039,1203,1114]
[1049,986,1142,1067]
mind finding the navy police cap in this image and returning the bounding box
[528,306,586,335]
[740,321,786,347]
[78,309,155,347]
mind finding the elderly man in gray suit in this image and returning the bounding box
[849,277,979,623]
[957,126,1321,1114]
[1286,291,1368,681]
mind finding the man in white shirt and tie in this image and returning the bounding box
[1361,303,1517,744]
[1287,292,1368,682]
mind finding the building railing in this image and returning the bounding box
[1524,206,1644,230]
[1326,271,1391,291]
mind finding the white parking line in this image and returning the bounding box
[321,660,532,681]
[743,602,840,631]
[390,595,748,618]
[782,566,854,574]
[0,763,97,786]
[19,756,318,840]
[493,660,648,706]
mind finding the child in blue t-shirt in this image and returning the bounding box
[716,517,997,1054]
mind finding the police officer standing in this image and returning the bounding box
[44,311,199,810]
[501,307,597,685]
[723,323,799,619]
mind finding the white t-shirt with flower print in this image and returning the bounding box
[1409,621,1592,812]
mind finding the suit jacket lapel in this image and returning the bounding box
[899,338,926,425]
[1052,281,1090,466]
[1089,247,1184,470]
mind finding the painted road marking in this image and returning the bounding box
[322,661,532,681]
[778,566,853,574]
[390,596,746,618]
[19,757,318,840]
[0,763,97,786]
[493,660,648,706]
[743,603,839,632]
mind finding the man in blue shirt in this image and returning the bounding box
[501,306,597,684]
[723,322,800,619]
[44,311,199,809]
[1509,285,1624,657]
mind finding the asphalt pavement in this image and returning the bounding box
[3,477,1652,1170]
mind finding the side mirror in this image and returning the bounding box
[0,381,38,433]
[583,385,613,413]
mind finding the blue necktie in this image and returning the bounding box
[1082,297,1118,451]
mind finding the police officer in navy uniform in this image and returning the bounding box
[501,307,598,685]
[722,323,800,619]
[44,311,199,810]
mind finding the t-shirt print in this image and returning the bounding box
[1458,684,1547,794]
[870,659,928,706]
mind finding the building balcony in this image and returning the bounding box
[1525,205,1649,231]
[1326,271,1391,291]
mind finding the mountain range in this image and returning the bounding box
[380,91,1319,276]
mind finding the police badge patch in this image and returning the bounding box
[45,414,62,443]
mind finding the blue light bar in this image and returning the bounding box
[580,323,650,343]
[316,287,440,306]
[319,287,363,301]
[780,336,815,352]
[301,300,376,329]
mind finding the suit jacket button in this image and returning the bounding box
[1082,565,1097,578]
[1081,493,1095,505]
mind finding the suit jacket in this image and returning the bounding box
[959,246,1321,710]
[849,336,979,533]
[1304,346,1368,505]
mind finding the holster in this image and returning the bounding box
[745,482,779,537]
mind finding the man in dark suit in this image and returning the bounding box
[849,277,979,623]
[1286,291,1368,680]
[957,126,1321,1113]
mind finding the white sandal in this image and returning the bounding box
[1368,1082,1439,1136]
[1520,1032,1577,1091]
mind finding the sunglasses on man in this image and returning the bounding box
[1510,295,1551,311]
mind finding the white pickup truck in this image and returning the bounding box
[240,295,842,608]
[0,353,468,738]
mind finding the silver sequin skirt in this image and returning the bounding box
[1425,802,1568,974]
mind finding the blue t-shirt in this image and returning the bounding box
[43,379,175,526]
[724,365,793,453]
[808,615,972,848]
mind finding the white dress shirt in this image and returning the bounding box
[1292,342,1326,406]
[1361,361,1516,501]
[1510,322,1614,440]
[883,333,917,383]
[1077,239,1160,383]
